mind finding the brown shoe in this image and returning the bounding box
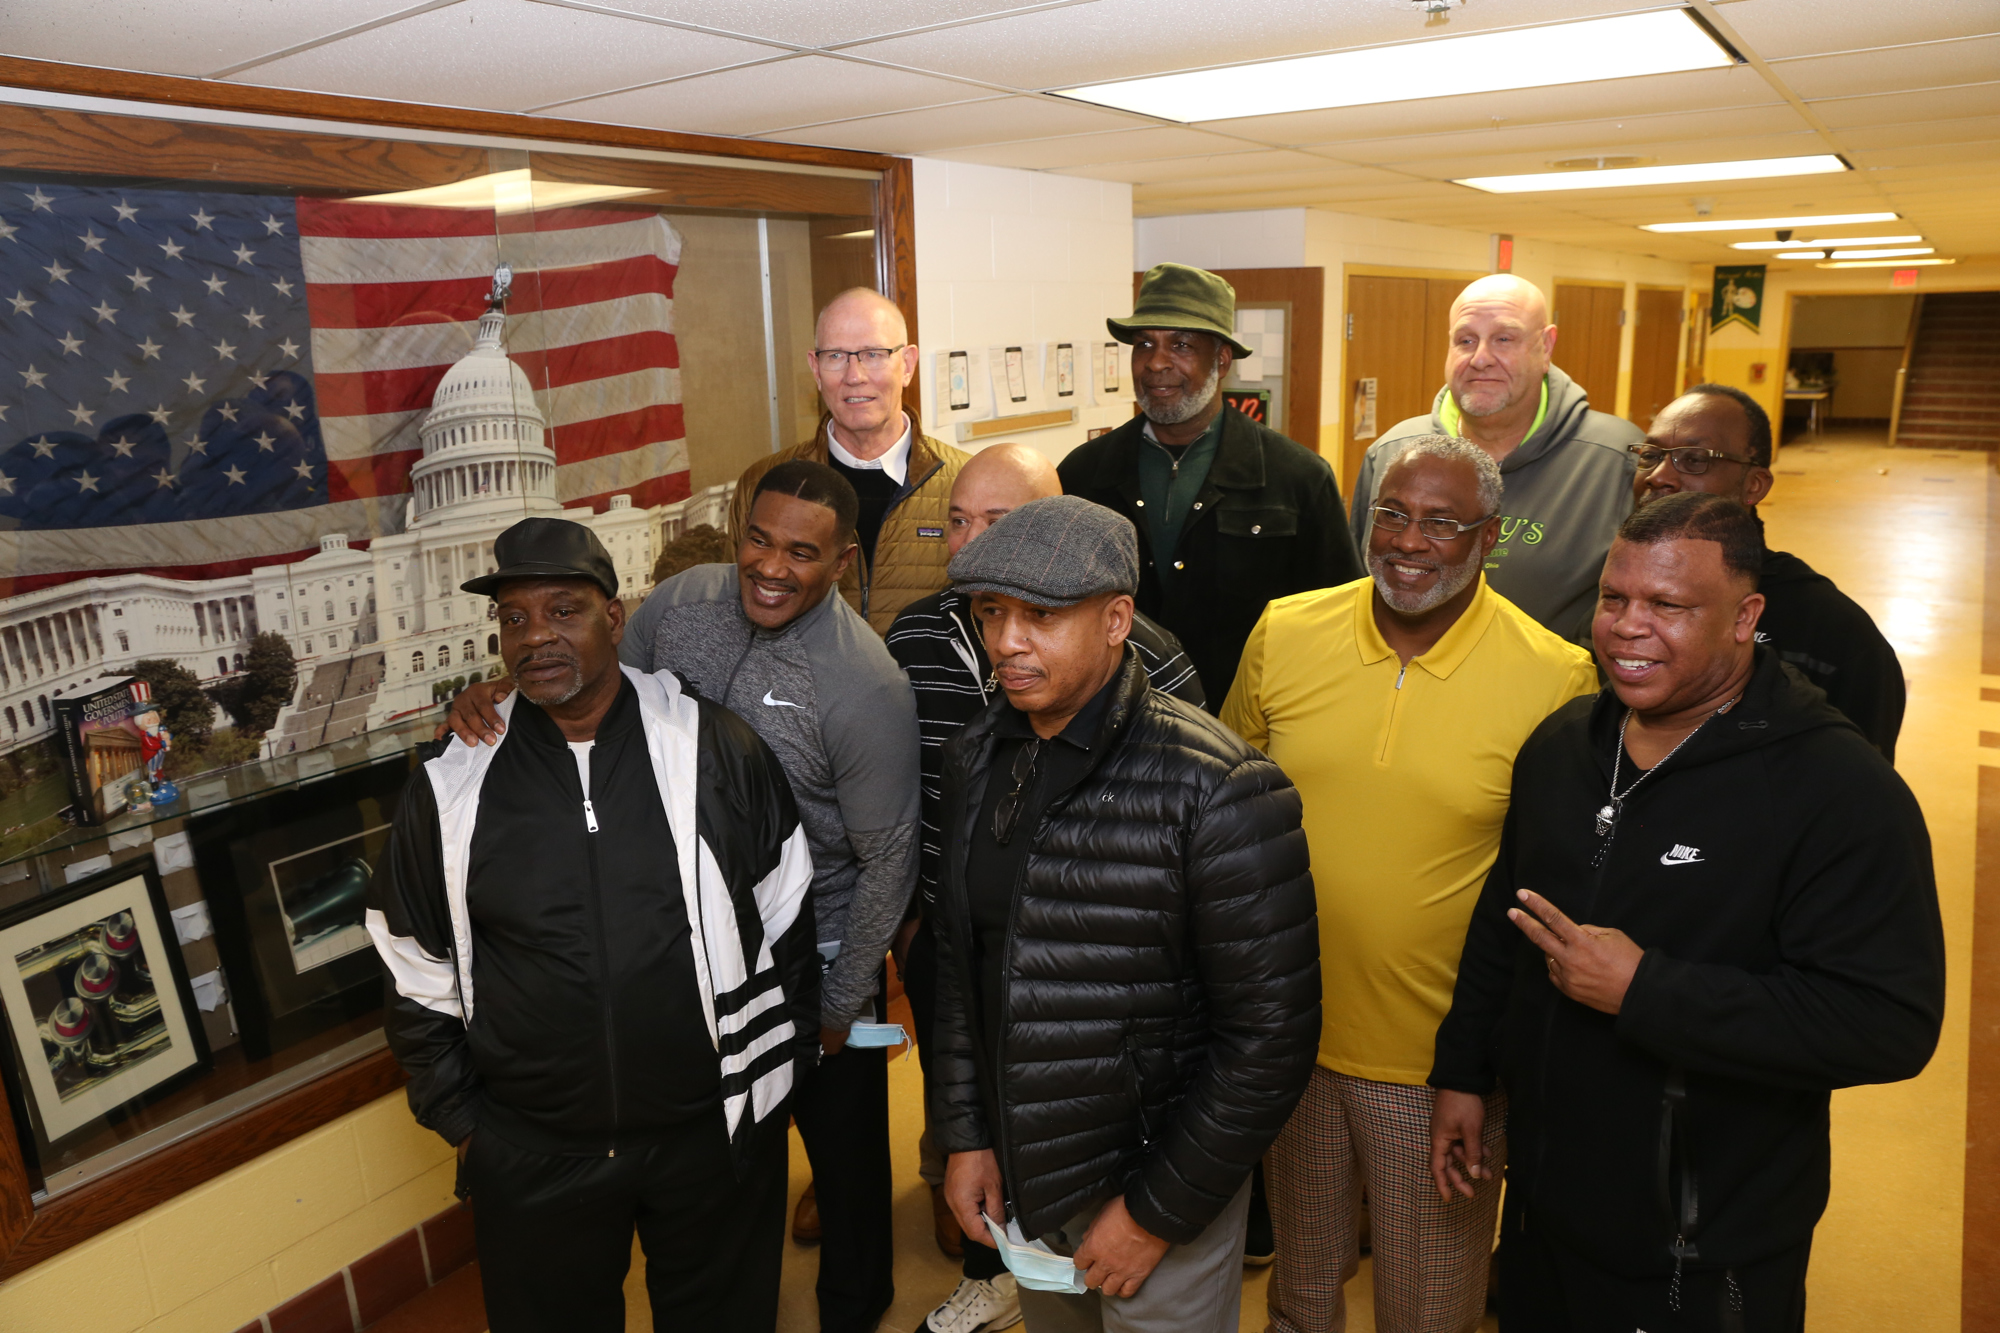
[931,1183,964,1259]
[792,1182,821,1245]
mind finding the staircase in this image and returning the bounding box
[1895,291,2000,450]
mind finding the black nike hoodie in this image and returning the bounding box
[1431,647,1944,1276]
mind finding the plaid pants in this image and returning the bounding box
[1265,1067,1506,1333]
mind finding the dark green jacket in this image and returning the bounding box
[1059,406,1361,704]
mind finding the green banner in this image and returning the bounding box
[1710,265,1766,335]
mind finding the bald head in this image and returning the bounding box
[1450,274,1550,332]
[948,443,1061,556]
[1445,273,1559,436]
[814,287,908,348]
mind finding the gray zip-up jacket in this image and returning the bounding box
[1351,366,1640,644]
[623,563,920,1031]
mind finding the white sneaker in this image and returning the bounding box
[924,1273,1023,1333]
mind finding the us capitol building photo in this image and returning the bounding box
[0,301,727,758]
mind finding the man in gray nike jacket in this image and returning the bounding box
[448,459,919,1333]
[1351,275,1640,645]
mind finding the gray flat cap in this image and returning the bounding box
[948,495,1139,608]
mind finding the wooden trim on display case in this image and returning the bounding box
[878,155,922,420]
[0,1048,405,1277]
[0,56,900,174]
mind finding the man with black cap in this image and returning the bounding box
[444,462,921,1333]
[1059,263,1362,707]
[367,517,817,1332]
[928,495,1320,1333]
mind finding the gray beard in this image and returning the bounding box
[1368,549,1482,615]
[1141,369,1220,426]
[515,657,585,706]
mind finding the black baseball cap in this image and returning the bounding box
[461,517,618,599]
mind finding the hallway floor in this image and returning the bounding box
[629,430,1978,1333]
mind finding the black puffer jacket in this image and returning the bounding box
[929,649,1319,1242]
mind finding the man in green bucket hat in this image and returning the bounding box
[1060,263,1362,714]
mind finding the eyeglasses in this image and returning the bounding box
[1368,507,1496,542]
[1627,444,1759,475]
[991,740,1041,846]
[812,345,905,370]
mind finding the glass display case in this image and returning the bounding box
[0,61,915,1274]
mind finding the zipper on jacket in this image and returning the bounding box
[992,827,1039,1223]
[580,751,621,1158]
[1530,764,1622,1212]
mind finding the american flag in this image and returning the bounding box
[0,182,687,597]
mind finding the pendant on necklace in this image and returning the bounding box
[1594,803,1616,836]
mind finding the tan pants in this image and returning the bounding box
[1265,1068,1505,1333]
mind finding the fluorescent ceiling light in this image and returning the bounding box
[1816,258,1956,268]
[1730,236,1920,250]
[1777,246,1932,259]
[1055,10,1734,122]
[1643,212,1898,233]
[349,169,653,215]
[1458,155,1846,194]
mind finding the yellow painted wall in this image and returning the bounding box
[1695,259,2000,425]
[0,1092,453,1333]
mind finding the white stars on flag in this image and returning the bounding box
[91,299,118,324]
[104,370,130,394]
[67,403,94,428]
[43,260,71,284]
[8,292,33,316]
[75,469,99,492]
[57,332,83,356]
[181,370,206,395]
[113,200,139,223]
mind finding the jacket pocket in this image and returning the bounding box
[1123,1034,1155,1151]
[1213,506,1299,541]
[1212,505,1300,595]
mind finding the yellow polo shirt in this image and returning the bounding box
[1222,576,1596,1085]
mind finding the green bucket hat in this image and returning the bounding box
[1107,263,1253,358]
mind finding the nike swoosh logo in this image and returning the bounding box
[762,690,803,709]
[1659,851,1704,866]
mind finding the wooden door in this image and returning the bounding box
[1343,275,1430,499]
[1628,287,1684,429]
[1552,283,1623,415]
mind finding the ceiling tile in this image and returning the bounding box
[1310,105,1814,167]
[225,0,775,110]
[1128,164,1426,199]
[843,0,1650,93]
[929,127,1266,172]
[754,95,1155,154]
[1771,35,2000,101]
[1202,65,1781,148]
[1,0,428,78]
[565,0,1065,51]
[1808,81,2000,129]
[1717,0,2000,61]
[1055,149,1378,185]
[1380,132,1831,183]
[549,54,995,135]
[1836,115,2000,151]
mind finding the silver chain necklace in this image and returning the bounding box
[1593,695,1741,859]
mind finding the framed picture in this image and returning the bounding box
[188,753,413,1061]
[0,861,208,1150]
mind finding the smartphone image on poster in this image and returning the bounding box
[1004,347,1028,403]
[948,351,971,410]
[1056,343,1074,397]
[1103,342,1122,393]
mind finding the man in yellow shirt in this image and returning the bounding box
[1222,435,1595,1333]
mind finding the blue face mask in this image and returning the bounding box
[983,1214,1088,1294]
[845,1022,908,1048]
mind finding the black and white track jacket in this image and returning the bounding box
[366,666,816,1170]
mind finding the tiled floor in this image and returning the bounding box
[535,429,1981,1332]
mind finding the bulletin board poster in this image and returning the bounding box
[1710,265,1766,335]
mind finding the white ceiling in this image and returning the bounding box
[4,0,1997,266]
